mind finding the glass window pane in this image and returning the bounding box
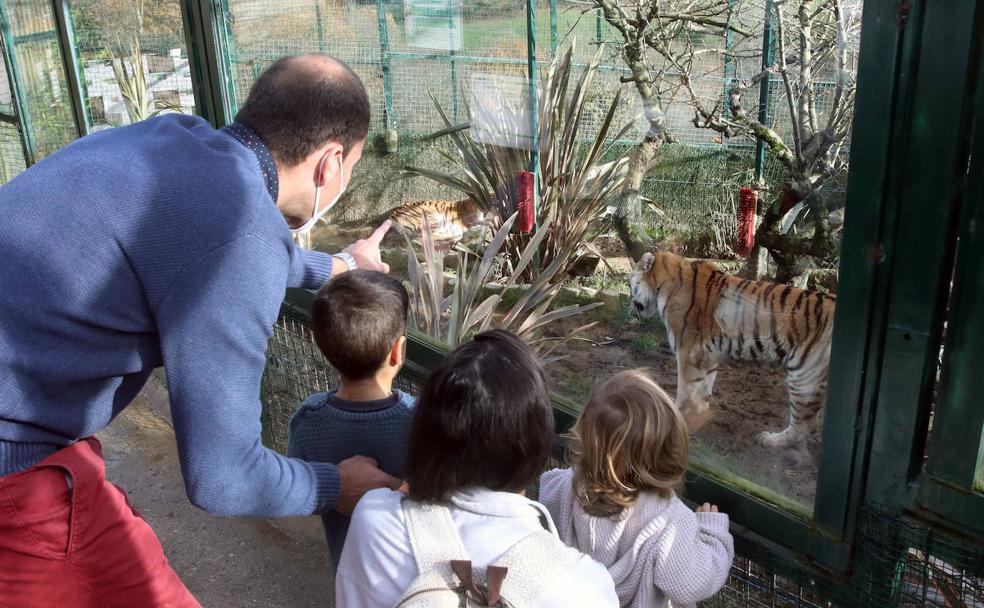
[219,1,862,514]
[0,44,27,183]
[72,0,196,130]
[5,0,77,159]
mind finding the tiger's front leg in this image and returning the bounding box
[675,348,717,428]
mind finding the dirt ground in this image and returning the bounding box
[98,384,335,608]
[544,316,823,508]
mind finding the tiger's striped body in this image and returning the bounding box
[629,251,836,450]
[389,199,490,249]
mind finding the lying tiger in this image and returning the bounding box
[389,199,492,250]
[629,251,836,451]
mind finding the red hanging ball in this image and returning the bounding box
[517,171,536,234]
[737,187,757,258]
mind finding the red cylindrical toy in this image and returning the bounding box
[737,187,757,258]
[517,171,536,234]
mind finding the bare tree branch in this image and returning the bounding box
[773,2,803,157]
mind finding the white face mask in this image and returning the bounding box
[291,155,346,233]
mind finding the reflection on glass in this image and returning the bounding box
[0,49,27,183]
[5,0,76,158]
[975,431,984,493]
[404,0,461,51]
[72,0,195,129]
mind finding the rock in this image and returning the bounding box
[569,255,601,277]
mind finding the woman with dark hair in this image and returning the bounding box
[335,330,618,607]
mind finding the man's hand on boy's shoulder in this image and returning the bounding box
[335,455,404,515]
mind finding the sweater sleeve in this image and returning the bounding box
[155,234,340,516]
[286,408,306,461]
[650,506,735,605]
[288,245,334,290]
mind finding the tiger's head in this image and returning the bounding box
[628,252,659,317]
[457,199,494,230]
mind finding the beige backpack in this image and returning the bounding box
[394,498,582,607]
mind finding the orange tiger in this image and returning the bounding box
[628,251,836,451]
[389,199,491,249]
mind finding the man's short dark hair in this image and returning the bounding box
[235,54,371,166]
[406,330,554,502]
[312,270,409,380]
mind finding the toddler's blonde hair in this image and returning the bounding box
[568,369,689,517]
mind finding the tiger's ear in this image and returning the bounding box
[638,252,656,273]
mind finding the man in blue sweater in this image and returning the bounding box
[0,54,401,605]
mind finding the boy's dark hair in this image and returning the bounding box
[312,270,409,380]
[235,54,371,167]
[406,330,553,502]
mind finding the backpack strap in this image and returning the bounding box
[402,498,470,578]
[491,529,584,606]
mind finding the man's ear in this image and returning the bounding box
[316,142,345,186]
[390,335,407,367]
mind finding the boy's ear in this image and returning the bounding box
[390,335,407,367]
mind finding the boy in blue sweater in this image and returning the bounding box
[288,270,414,570]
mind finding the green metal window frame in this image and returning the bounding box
[857,0,984,540]
[181,0,230,127]
[50,0,88,137]
[910,5,984,535]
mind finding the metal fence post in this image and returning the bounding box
[595,7,602,44]
[314,0,326,54]
[550,0,557,54]
[375,0,396,147]
[527,0,539,232]
[754,0,775,184]
[448,0,457,122]
[50,0,89,136]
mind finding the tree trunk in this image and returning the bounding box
[740,180,817,284]
[738,245,769,279]
[613,133,661,261]
[771,249,812,285]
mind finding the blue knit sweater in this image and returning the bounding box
[0,114,342,516]
[287,390,414,570]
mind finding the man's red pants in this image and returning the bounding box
[0,438,200,607]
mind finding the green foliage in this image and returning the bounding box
[564,375,594,403]
[404,212,602,362]
[630,333,661,354]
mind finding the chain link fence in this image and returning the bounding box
[216,0,855,259]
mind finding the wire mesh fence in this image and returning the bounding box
[0,0,858,247]
[214,0,856,261]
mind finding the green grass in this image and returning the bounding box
[563,375,594,404]
[568,270,629,293]
[459,8,604,53]
[630,333,661,354]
